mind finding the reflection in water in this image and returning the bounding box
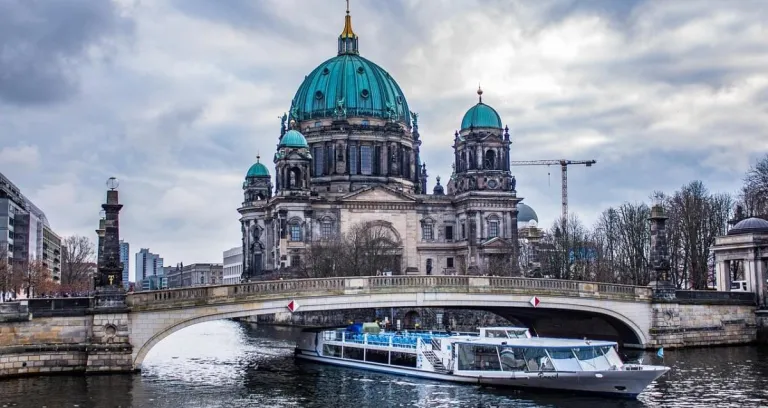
[1,320,768,407]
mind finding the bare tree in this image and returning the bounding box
[592,203,651,285]
[0,244,22,300]
[15,260,55,297]
[539,215,593,280]
[658,182,732,289]
[740,154,768,218]
[302,221,401,277]
[60,236,96,289]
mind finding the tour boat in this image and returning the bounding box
[295,324,670,398]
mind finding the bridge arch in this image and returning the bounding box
[130,291,651,369]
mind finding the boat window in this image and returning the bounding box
[457,344,502,371]
[391,352,417,368]
[546,348,582,372]
[601,346,624,368]
[485,329,507,338]
[345,347,364,361]
[366,349,389,364]
[573,346,611,371]
[499,347,528,372]
[506,329,530,339]
[523,348,555,372]
[323,344,342,357]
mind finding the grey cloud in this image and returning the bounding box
[0,0,133,105]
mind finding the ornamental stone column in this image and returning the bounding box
[648,203,675,300]
[95,177,127,309]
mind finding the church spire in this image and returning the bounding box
[338,0,359,55]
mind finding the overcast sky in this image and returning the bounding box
[2,0,767,281]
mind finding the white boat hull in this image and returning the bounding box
[295,350,667,398]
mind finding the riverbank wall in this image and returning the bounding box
[0,300,132,378]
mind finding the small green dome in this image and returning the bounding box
[460,88,502,130]
[290,54,411,125]
[246,158,270,178]
[280,129,309,148]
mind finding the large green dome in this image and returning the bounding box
[279,129,309,148]
[289,54,411,125]
[246,160,270,178]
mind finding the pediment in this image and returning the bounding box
[341,185,416,203]
[480,236,511,248]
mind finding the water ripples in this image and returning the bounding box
[2,320,768,407]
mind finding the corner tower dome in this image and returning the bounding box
[461,87,502,130]
[279,129,309,148]
[288,5,411,125]
[246,155,270,178]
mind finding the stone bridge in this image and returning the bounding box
[0,276,758,377]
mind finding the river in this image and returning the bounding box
[1,320,768,407]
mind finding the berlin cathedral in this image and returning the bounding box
[238,6,539,280]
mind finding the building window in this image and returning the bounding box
[321,221,333,239]
[314,146,324,176]
[461,223,466,239]
[426,258,433,275]
[291,255,301,267]
[361,120,369,126]
[314,121,322,127]
[422,224,433,241]
[445,226,453,241]
[488,220,499,238]
[360,145,372,175]
[290,224,302,241]
[349,144,358,174]
[447,257,454,268]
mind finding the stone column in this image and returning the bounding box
[95,178,126,309]
[753,256,766,307]
[647,204,675,300]
[716,261,730,292]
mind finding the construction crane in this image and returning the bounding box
[509,159,597,224]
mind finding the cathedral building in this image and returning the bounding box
[238,7,526,280]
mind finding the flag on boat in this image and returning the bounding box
[657,347,664,359]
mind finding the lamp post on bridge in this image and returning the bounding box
[648,202,676,300]
[94,177,127,309]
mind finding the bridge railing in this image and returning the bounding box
[127,275,651,309]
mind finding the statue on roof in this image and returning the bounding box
[290,105,299,122]
[334,97,347,119]
[280,112,287,137]
[411,111,418,128]
[386,101,397,122]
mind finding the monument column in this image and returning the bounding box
[648,203,675,300]
[95,177,126,308]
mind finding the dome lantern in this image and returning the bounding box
[338,0,359,55]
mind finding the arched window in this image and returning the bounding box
[421,218,435,241]
[485,150,496,169]
[289,219,303,242]
[320,216,335,239]
[290,167,302,189]
[487,215,501,239]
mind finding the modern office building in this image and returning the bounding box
[223,246,243,284]
[42,225,61,281]
[136,248,164,291]
[119,240,130,290]
[0,172,59,279]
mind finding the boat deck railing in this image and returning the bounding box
[322,330,474,350]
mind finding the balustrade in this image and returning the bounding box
[127,275,649,308]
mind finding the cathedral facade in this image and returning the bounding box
[237,8,524,280]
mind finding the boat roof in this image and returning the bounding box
[449,335,616,348]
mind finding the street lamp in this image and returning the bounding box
[106,177,119,191]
